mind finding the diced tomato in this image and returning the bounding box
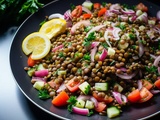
[154,79,160,89]
[136,3,148,12]
[142,80,153,90]
[71,5,82,18]
[128,89,141,103]
[83,13,92,19]
[98,8,107,17]
[48,80,60,90]
[95,102,107,112]
[66,78,80,92]
[52,91,69,106]
[27,55,37,67]
[94,3,101,9]
[93,91,113,104]
[138,87,153,103]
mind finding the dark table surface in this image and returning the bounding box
[0,0,160,120]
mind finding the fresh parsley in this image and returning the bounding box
[58,52,65,58]
[129,33,136,40]
[70,3,75,10]
[83,32,96,47]
[83,53,91,61]
[88,110,94,116]
[101,42,109,49]
[67,96,77,112]
[102,2,107,7]
[38,89,50,99]
[84,26,93,32]
[145,66,159,75]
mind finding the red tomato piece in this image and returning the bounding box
[94,3,101,9]
[71,5,82,18]
[136,3,148,12]
[128,89,141,103]
[138,87,153,103]
[27,55,37,67]
[95,102,107,112]
[66,78,80,92]
[52,91,69,106]
[154,79,160,89]
[142,80,153,90]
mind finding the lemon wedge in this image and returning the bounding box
[22,32,51,60]
[39,18,66,39]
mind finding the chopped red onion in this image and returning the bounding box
[52,44,64,52]
[56,83,66,93]
[34,69,49,77]
[158,67,160,74]
[72,107,89,116]
[157,10,160,21]
[48,13,64,20]
[64,10,72,20]
[138,80,143,90]
[90,97,98,108]
[153,56,160,67]
[116,71,138,80]
[132,56,139,60]
[86,24,106,37]
[99,48,108,61]
[112,92,128,105]
[91,42,100,48]
[90,47,97,62]
[138,40,144,57]
[82,6,92,14]
[118,15,128,22]
[119,67,127,72]
[31,77,46,83]
[112,27,121,40]
[150,54,157,59]
[110,4,121,10]
[150,90,160,94]
[104,29,112,47]
[121,9,135,15]
[136,12,148,23]
[105,10,115,17]
[71,20,91,34]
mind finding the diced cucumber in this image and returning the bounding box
[85,100,94,109]
[33,81,45,90]
[75,99,85,108]
[95,83,108,91]
[136,10,143,16]
[108,47,115,55]
[27,68,36,77]
[148,20,156,25]
[107,106,120,118]
[82,1,93,10]
[57,70,66,76]
[37,64,45,70]
[79,81,91,95]
[114,83,123,93]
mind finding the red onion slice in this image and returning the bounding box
[112,27,121,40]
[31,77,46,83]
[34,69,49,77]
[153,56,160,67]
[118,15,128,22]
[116,71,138,80]
[90,47,97,62]
[56,83,66,93]
[86,24,106,37]
[158,67,160,74]
[99,48,108,61]
[138,80,143,90]
[48,13,64,20]
[138,40,144,57]
[104,29,112,47]
[91,42,100,48]
[110,4,121,10]
[72,107,89,116]
[71,20,91,34]
[52,44,64,52]
[150,90,160,94]
[121,9,135,15]
[64,10,72,20]
[150,54,157,59]
[112,92,128,105]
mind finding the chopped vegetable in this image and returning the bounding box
[94,3,101,9]
[107,106,120,118]
[66,78,80,92]
[67,96,77,112]
[98,8,107,17]
[52,91,69,106]
[34,69,49,77]
[82,1,93,10]
[79,81,91,95]
[83,13,92,19]
[38,89,50,99]
[128,89,141,103]
[71,5,82,18]
[154,79,160,89]
[27,55,37,67]
[142,80,153,90]
[95,102,107,113]
[33,81,45,90]
[95,83,108,91]
[136,3,148,12]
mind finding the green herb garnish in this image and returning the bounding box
[101,42,109,49]
[145,66,159,75]
[83,53,91,61]
[129,33,136,40]
[67,96,77,112]
[88,110,94,116]
[102,2,107,7]
[58,52,65,58]
[38,89,50,99]
[83,32,96,47]
[84,26,93,32]
[70,3,75,10]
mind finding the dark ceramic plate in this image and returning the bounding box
[10,0,160,120]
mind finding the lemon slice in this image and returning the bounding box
[22,32,51,60]
[39,18,67,39]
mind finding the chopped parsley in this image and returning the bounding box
[145,66,159,75]
[83,32,96,47]
[101,42,109,49]
[139,40,146,44]
[58,52,65,58]
[117,24,126,30]
[129,33,136,40]
[84,26,93,32]
[110,60,116,66]
[70,3,75,10]
[102,2,107,7]
[83,53,91,61]
[38,89,50,99]
[122,4,135,10]
[67,96,77,112]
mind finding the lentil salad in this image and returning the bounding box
[23,0,160,118]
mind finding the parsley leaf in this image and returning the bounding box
[129,33,136,40]
[102,2,107,7]
[84,26,93,32]
[67,96,77,112]
[88,110,94,116]
[101,42,109,49]
[83,32,96,47]
[70,3,75,10]
[145,66,159,75]
[38,89,50,99]
[58,52,65,58]
[83,53,91,61]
